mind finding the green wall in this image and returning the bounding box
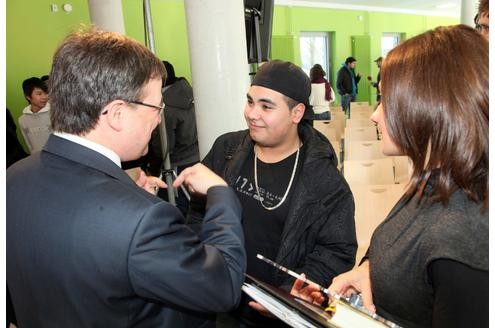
[6,0,91,148]
[270,6,458,104]
[6,1,458,148]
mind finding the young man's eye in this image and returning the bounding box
[262,104,273,110]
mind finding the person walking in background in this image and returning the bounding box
[18,77,51,153]
[368,56,382,103]
[328,25,488,328]
[309,63,334,120]
[7,27,246,328]
[189,60,356,328]
[336,57,361,118]
[475,0,489,41]
[160,60,200,215]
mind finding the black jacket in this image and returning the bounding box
[163,78,200,167]
[7,135,245,327]
[189,123,357,288]
[336,65,361,96]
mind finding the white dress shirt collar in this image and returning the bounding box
[53,132,121,168]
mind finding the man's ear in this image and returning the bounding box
[101,100,126,132]
[291,103,305,124]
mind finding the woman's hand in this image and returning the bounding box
[328,260,375,313]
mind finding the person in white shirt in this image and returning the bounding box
[18,77,51,153]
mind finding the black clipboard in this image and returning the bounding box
[244,274,334,327]
[244,274,397,328]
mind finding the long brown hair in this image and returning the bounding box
[381,24,488,207]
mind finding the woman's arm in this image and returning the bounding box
[429,259,488,328]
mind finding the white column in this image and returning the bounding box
[184,0,250,157]
[460,0,478,27]
[87,0,126,34]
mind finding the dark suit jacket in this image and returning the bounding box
[7,135,246,327]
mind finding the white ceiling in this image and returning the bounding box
[275,0,462,17]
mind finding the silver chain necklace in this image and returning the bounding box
[254,146,300,211]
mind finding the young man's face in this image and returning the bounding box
[244,85,303,148]
[27,87,48,113]
[478,12,489,41]
[348,61,356,69]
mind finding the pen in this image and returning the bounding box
[156,170,191,201]
[256,254,336,297]
[172,170,191,201]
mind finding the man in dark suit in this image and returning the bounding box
[7,28,246,327]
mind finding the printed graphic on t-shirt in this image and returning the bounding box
[233,175,283,208]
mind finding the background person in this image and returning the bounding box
[18,76,51,153]
[475,0,489,40]
[367,56,382,103]
[158,60,200,215]
[328,25,488,328]
[336,57,361,118]
[309,63,334,120]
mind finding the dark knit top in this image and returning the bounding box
[368,183,488,328]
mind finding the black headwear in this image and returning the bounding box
[251,60,314,120]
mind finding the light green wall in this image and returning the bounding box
[6,0,459,146]
[271,6,459,104]
[6,0,91,148]
[122,0,192,83]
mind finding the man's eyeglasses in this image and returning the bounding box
[101,99,165,115]
[128,100,165,113]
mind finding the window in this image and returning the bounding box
[381,33,401,57]
[299,32,330,77]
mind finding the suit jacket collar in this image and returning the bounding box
[43,134,137,188]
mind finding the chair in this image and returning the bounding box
[314,121,339,142]
[349,110,373,120]
[343,158,395,185]
[330,140,342,170]
[350,183,407,265]
[393,156,412,184]
[344,126,377,141]
[330,110,346,132]
[350,101,369,108]
[345,140,385,161]
[345,118,375,128]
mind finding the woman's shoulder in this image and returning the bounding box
[421,192,488,270]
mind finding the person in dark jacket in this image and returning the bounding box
[7,27,245,328]
[188,60,356,327]
[159,61,200,214]
[336,56,361,117]
[368,56,382,103]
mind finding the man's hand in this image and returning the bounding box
[126,168,167,195]
[248,274,325,318]
[172,163,227,195]
[248,301,275,318]
[290,274,325,306]
[135,169,166,194]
